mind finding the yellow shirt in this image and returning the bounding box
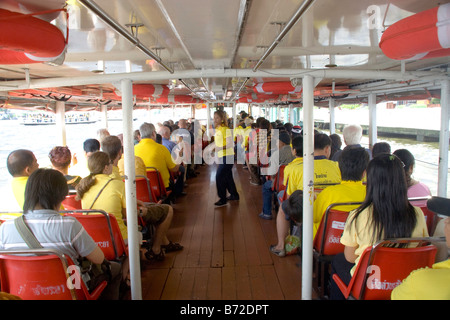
[341,206,429,275]
[283,157,341,196]
[11,176,28,209]
[214,125,234,158]
[313,180,366,239]
[135,138,177,188]
[118,155,147,177]
[80,174,128,240]
[391,259,450,300]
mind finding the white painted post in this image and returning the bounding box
[55,100,66,146]
[302,74,315,300]
[329,98,335,134]
[368,93,377,150]
[121,78,142,300]
[438,79,449,197]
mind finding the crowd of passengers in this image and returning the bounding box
[0,112,449,300]
[0,118,204,299]
[226,112,449,300]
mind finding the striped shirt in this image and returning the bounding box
[0,210,98,265]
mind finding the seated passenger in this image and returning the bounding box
[48,146,81,191]
[391,197,450,300]
[313,147,369,239]
[116,134,146,177]
[259,130,295,220]
[393,148,432,207]
[371,142,391,158]
[269,134,342,257]
[6,149,39,209]
[135,122,185,201]
[101,135,125,180]
[329,153,429,300]
[332,124,372,161]
[0,168,121,300]
[69,138,100,178]
[76,151,182,261]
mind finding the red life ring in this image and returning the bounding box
[379,3,450,60]
[132,84,170,98]
[0,8,66,64]
[253,81,302,95]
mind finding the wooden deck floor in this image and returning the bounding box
[139,163,314,300]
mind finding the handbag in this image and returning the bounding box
[14,215,112,292]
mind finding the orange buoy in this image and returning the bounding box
[253,81,302,95]
[0,8,66,64]
[379,3,450,60]
[132,84,170,98]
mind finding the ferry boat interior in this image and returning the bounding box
[0,0,449,301]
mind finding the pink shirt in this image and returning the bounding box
[408,182,432,207]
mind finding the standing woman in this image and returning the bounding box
[329,153,429,299]
[213,110,239,207]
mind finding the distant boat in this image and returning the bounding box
[19,111,98,126]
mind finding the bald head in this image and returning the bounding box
[7,149,39,177]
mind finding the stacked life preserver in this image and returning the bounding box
[0,8,67,64]
[379,3,450,60]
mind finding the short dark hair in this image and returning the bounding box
[372,142,391,157]
[284,190,303,223]
[292,135,303,157]
[314,133,331,150]
[101,135,122,161]
[6,149,35,177]
[23,168,68,212]
[83,139,100,153]
[338,147,369,181]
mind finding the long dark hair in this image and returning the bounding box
[350,153,417,244]
[23,168,68,213]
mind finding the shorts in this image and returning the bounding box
[142,203,169,225]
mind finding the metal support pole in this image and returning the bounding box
[368,93,377,149]
[121,78,142,300]
[55,100,66,146]
[438,79,450,197]
[329,98,335,134]
[302,74,315,300]
[100,104,108,129]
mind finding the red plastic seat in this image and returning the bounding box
[0,248,107,300]
[63,210,127,262]
[146,167,172,202]
[62,194,82,210]
[135,175,157,203]
[419,206,437,235]
[271,164,286,193]
[332,238,437,300]
[312,202,362,298]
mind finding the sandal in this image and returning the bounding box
[144,249,165,261]
[161,241,184,253]
[269,245,286,257]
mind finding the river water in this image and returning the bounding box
[1,107,449,211]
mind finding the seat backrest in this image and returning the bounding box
[62,194,82,210]
[135,175,156,203]
[272,164,287,192]
[349,241,437,300]
[314,202,362,256]
[146,167,167,200]
[418,206,436,235]
[63,210,127,261]
[0,249,81,300]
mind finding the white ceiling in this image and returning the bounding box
[0,0,449,110]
